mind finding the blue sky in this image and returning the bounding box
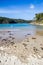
[0,0,43,20]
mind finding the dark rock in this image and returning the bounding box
[41,47,43,50]
[23,43,27,47]
[32,37,36,39]
[0,60,1,63]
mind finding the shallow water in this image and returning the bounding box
[0,23,43,42]
[0,23,43,30]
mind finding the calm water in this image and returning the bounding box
[0,23,43,42]
[0,23,43,31]
[0,23,43,29]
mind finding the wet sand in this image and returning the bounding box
[36,31,43,36]
[0,30,43,65]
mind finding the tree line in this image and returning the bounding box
[0,17,32,24]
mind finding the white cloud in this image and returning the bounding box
[0,9,32,14]
[30,4,35,9]
[0,9,20,14]
[0,5,35,14]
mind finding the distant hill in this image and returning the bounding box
[0,17,32,24]
[0,13,43,24]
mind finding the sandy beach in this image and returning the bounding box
[0,30,43,65]
[30,23,43,26]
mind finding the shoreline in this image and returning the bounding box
[30,23,43,26]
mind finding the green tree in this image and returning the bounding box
[35,13,43,21]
